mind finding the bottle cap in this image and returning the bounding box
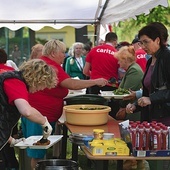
[93,129,104,133]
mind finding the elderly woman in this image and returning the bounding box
[116,46,143,90]
[22,39,108,169]
[114,45,143,120]
[65,42,86,79]
[0,59,57,168]
[114,45,144,170]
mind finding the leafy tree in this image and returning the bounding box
[113,2,170,42]
[136,5,170,26]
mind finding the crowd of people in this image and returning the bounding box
[0,21,170,170]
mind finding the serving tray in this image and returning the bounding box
[15,135,63,149]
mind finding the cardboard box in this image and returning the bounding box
[85,138,130,156]
[133,149,170,157]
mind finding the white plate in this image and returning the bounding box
[65,89,86,99]
[100,91,130,99]
[112,94,129,99]
[15,135,63,149]
[100,91,114,99]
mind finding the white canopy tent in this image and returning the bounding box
[0,0,168,31]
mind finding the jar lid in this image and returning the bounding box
[93,129,104,133]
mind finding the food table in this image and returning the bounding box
[61,115,170,170]
[61,116,122,169]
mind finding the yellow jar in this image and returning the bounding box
[93,129,104,140]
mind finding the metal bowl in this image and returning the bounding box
[36,159,78,170]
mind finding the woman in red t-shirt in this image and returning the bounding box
[22,39,109,169]
[0,59,57,152]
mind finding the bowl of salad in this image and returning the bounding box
[63,104,111,125]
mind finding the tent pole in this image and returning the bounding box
[4,28,9,56]
[95,22,100,46]
[95,0,110,46]
[97,0,110,21]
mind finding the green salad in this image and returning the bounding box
[78,107,107,110]
[113,88,130,95]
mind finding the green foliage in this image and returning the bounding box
[35,37,48,45]
[135,5,170,26]
[113,4,170,43]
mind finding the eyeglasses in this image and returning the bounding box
[138,39,152,47]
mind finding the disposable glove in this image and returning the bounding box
[41,117,52,139]
[10,137,26,147]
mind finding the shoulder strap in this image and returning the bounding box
[73,57,83,71]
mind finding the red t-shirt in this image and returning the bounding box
[0,63,28,105]
[0,64,14,73]
[4,79,28,105]
[135,49,147,72]
[86,44,119,80]
[28,56,70,122]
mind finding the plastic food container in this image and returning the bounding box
[64,94,108,105]
[63,104,111,126]
[93,129,104,139]
[103,133,114,140]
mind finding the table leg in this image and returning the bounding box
[19,149,31,170]
[61,124,68,159]
[19,149,25,170]
[94,160,108,170]
[72,143,78,161]
[117,160,123,170]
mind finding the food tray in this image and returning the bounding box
[100,91,129,99]
[65,89,86,99]
[15,135,63,149]
[71,133,93,139]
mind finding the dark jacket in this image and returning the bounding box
[141,47,170,121]
[0,71,24,150]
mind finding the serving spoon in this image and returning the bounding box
[39,126,49,144]
[108,77,118,84]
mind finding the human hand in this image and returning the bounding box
[94,78,108,87]
[126,103,136,114]
[41,117,52,139]
[10,137,26,147]
[123,89,136,101]
[138,97,151,107]
[116,108,126,120]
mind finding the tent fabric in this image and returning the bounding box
[101,0,168,24]
[0,0,168,31]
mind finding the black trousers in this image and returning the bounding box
[0,151,5,169]
[0,143,19,169]
[0,124,19,169]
